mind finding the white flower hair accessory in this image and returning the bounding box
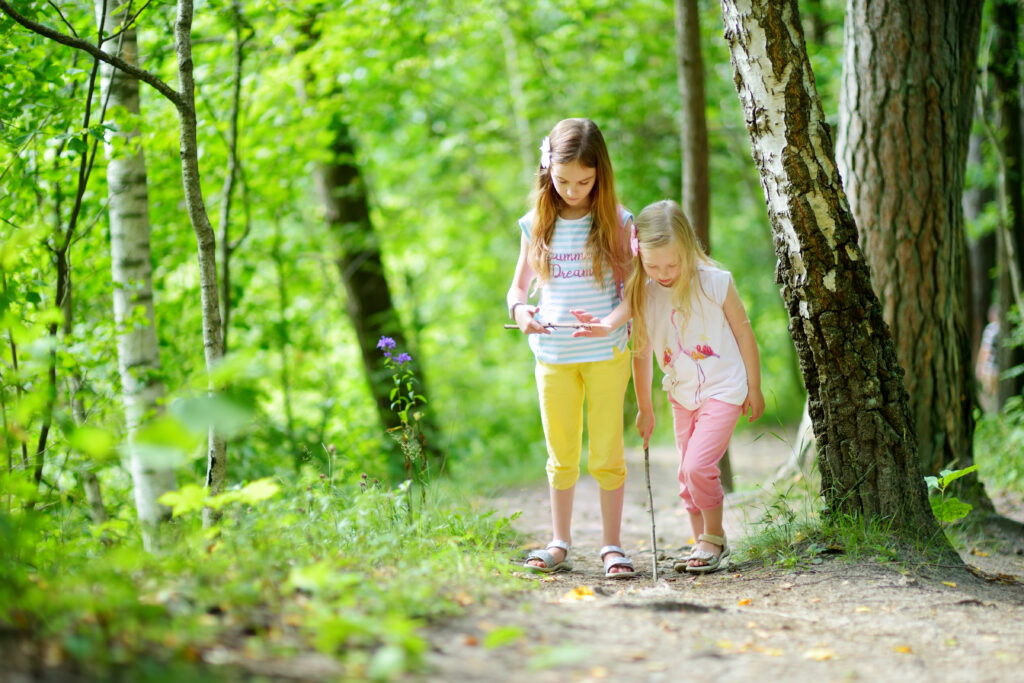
[539,136,551,169]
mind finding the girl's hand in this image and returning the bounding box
[635,409,655,449]
[569,308,612,337]
[743,387,765,422]
[514,304,549,335]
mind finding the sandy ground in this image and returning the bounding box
[416,430,1024,682]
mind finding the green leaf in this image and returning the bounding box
[931,497,973,523]
[68,425,117,461]
[67,137,87,155]
[158,484,207,517]
[937,465,979,489]
[483,626,524,649]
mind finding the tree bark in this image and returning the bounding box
[95,0,175,537]
[719,0,952,551]
[674,0,711,252]
[836,0,984,490]
[172,1,228,519]
[674,0,734,490]
[312,113,422,440]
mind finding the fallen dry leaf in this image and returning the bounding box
[893,645,912,654]
[464,635,479,647]
[562,585,596,601]
[942,581,957,588]
[970,548,990,557]
[738,598,752,606]
[855,606,871,613]
[803,648,835,661]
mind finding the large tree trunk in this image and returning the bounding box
[95,0,176,540]
[836,1,986,499]
[719,0,953,552]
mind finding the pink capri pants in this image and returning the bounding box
[670,397,742,513]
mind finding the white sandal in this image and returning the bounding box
[525,540,573,573]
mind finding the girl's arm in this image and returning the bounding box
[633,345,655,447]
[507,234,549,335]
[569,299,632,337]
[723,281,765,422]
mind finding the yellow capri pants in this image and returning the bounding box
[534,345,632,491]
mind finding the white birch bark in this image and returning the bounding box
[95,0,176,537]
[173,0,227,524]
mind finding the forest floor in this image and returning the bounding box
[416,430,1024,683]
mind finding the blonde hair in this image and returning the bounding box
[527,118,629,288]
[627,200,714,353]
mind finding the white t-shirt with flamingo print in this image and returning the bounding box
[645,265,749,411]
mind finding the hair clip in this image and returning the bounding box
[629,223,639,256]
[539,136,551,169]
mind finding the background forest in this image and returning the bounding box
[2,0,1022,679]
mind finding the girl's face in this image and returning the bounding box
[549,161,596,209]
[641,243,681,287]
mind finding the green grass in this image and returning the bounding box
[0,469,525,681]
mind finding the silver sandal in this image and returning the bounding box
[525,540,573,573]
[600,545,637,579]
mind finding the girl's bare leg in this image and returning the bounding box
[599,484,630,573]
[688,504,724,568]
[526,484,575,568]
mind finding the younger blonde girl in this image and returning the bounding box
[574,199,764,573]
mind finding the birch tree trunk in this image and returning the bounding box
[95,0,175,537]
[836,0,986,493]
[719,0,951,550]
[0,0,229,527]
[173,1,228,519]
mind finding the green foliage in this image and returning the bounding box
[924,465,980,523]
[974,397,1024,493]
[0,473,521,679]
[740,481,903,569]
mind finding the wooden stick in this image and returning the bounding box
[502,322,590,329]
[644,446,659,582]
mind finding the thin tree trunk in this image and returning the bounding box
[0,0,229,526]
[992,0,1024,404]
[95,0,175,539]
[965,132,998,363]
[217,0,250,354]
[312,114,419,438]
[837,0,992,511]
[675,0,710,251]
[62,250,108,524]
[172,1,228,520]
[674,0,733,491]
[719,0,953,552]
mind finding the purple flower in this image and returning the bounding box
[394,352,412,365]
[377,336,396,351]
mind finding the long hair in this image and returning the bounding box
[627,200,714,353]
[527,118,628,287]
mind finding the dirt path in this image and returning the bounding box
[417,432,1024,682]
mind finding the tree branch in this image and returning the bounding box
[0,0,182,109]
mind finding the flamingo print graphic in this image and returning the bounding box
[668,309,719,404]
